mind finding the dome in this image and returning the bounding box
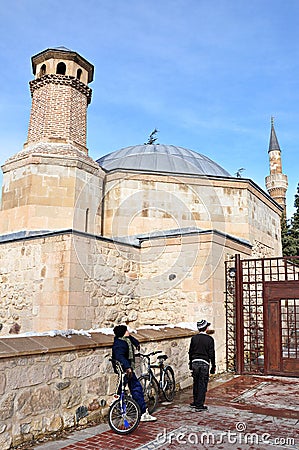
[96,144,231,177]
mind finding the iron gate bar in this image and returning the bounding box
[235,254,244,374]
[225,258,237,372]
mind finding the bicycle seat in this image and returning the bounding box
[157,354,168,361]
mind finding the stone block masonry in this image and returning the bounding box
[0,227,250,368]
[0,230,139,334]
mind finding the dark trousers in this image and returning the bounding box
[192,361,210,407]
[124,372,147,414]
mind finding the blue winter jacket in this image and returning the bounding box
[112,335,140,371]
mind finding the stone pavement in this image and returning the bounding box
[32,374,299,450]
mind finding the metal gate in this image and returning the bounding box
[225,255,299,376]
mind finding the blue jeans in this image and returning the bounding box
[124,372,147,414]
[192,361,210,407]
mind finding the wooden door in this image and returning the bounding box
[264,281,299,376]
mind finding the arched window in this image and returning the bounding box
[77,69,82,80]
[40,64,46,76]
[56,62,66,75]
[85,208,89,232]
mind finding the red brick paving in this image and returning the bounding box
[61,405,298,450]
[205,375,299,419]
[38,375,299,449]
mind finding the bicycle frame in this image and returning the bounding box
[137,350,175,413]
[140,351,170,392]
[151,360,166,390]
[118,376,133,428]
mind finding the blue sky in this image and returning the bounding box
[0,0,298,217]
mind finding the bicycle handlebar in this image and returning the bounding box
[137,350,164,359]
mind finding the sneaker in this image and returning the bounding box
[190,402,196,407]
[140,408,157,422]
[194,405,208,412]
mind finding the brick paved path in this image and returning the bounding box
[61,405,298,450]
[34,375,299,450]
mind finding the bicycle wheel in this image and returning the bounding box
[162,366,175,402]
[108,396,140,434]
[138,374,159,414]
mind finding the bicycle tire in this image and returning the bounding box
[108,397,141,434]
[138,374,159,414]
[162,366,175,402]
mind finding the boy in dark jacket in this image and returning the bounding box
[112,324,157,422]
[188,319,216,411]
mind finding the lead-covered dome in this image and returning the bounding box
[96,144,231,177]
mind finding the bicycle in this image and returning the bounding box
[108,358,141,434]
[137,350,175,414]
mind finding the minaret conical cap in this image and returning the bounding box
[268,117,281,152]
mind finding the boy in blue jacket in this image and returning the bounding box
[112,324,157,422]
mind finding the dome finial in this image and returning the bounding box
[145,128,159,145]
[235,168,245,178]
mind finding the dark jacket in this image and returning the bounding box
[112,335,140,371]
[188,333,215,368]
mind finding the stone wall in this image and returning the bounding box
[71,233,140,329]
[103,172,282,256]
[0,329,195,449]
[247,187,282,256]
[0,231,139,334]
[0,227,250,353]
[135,230,251,364]
[0,150,103,235]
[0,227,251,370]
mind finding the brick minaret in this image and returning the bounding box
[265,117,288,215]
[0,48,103,235]
[25,47,94,154]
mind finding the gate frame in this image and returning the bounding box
[225,254,299,375]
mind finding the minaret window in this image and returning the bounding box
[77,69,82,80]
[56,62,66,75]
[40,64,46,76]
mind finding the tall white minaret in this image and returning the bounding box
[265,117,288,215]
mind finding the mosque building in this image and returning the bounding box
[0,47,287,364]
